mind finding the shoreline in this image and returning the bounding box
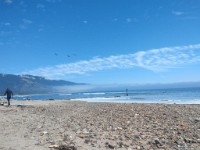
[1,87,200,105]
[1,97,200,105]
[0,100,200,149]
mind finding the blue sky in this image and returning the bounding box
[1,0,200,84]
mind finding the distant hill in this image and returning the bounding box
[0,74,83,94]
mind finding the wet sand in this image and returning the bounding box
[0,100,200,150]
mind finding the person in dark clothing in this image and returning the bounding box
[126,88,128,96]
[4,88,13,106]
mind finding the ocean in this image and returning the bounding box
[2,87,199,104]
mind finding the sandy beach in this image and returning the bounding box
[0,100,200,150]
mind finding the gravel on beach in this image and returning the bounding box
[0,100,200,150]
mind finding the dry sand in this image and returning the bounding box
[0,100,200,150]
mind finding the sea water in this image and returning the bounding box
[1,87,200,104]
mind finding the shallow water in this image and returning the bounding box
[4,87,199,104]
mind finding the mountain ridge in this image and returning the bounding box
[0,74,83,94]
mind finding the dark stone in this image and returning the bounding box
[133,135,140,139]
[108,144,115,149]
[105,142,115,149]
[58,145,77,150]
[194,118,200,123]
[84,139,90,144]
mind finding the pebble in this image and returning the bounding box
[1,101,199,150]
[194,118,200,123]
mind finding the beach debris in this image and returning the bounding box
[49,144,59,148]
[0,101,5,105]
[135,113,139,117]
[40,131,48,136]
[115,127,123,131]
[43,131,48,134]
[49,144,77,150]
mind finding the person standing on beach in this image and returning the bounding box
[126,88,128,96]
[4,88,13,106]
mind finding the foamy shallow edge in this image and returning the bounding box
[73,97,200,104]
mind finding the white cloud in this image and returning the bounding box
[83,20,88,24]
[126,18,132,23]
[19,1,24,6]
[23,19,32,24]
[19,19,32,30]
[46,0,62,3]
[0,22,11,27]
[38,28,44,32]
[126,18,137,23]
[19,25,27,29]
[38,24,45,32]
[113,18,118,22]
[4,22,11,26]
[172,11,184,16]
[24,44,200,79]
[36,3,45,11]
[4,0,13,4]
[0,31,12,36]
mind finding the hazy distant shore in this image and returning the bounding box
[0,100,200,150]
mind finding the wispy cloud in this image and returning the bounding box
[83,20,88,24]
[4,0,13,5]
[24,44,200,79]
[126,18,137,23]
[0,31,12,36]
[19,19,32,29]
[113,18,118,22]
[181,16,199,20]
[37,24,45,32]
[36,3,46,11]
[126,18,132,23]
[0,22,11,27]
[172,11,184,16]
[23,19,32,24]
[3,22,11,26]
[46,0,62,3]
